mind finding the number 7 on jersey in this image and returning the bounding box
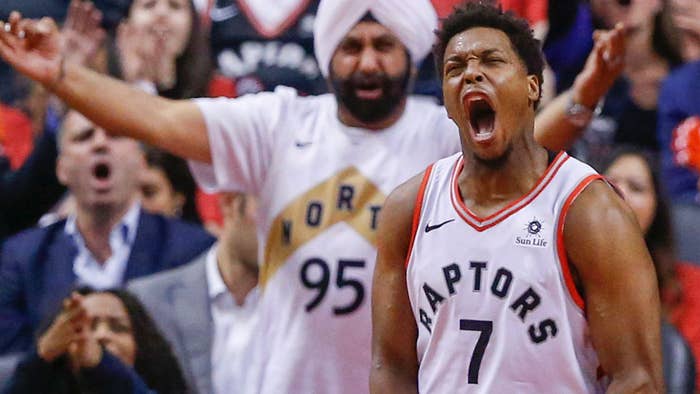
[460,319,493,384]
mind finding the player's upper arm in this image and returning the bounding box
[563,180,663,393]
[370,171,425,393]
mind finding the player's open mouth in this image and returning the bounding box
[466,95,496,142]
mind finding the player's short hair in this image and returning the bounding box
[433,0,545,106]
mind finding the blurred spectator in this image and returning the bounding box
[2,287,187,394]
[0,0,111,241]
[207,0,324,97]
[113,0,211,99]
[602,146,698,392]
[106,0,215,230]
[657,2,700,203]
[129,193,259,394]
[140,146,200,224]
[570,0,683,168]
[0,110,214,357]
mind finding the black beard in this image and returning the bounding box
[331,68,410,124]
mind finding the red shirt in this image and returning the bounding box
[672,261,700,389]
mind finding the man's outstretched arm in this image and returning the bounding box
[564,181,663,393]
[0,13,210,163]
[370,173,423,394]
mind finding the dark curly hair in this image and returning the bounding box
[433,0,545,106]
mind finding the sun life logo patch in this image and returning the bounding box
[515,217,548,248]
[526,218,543,237]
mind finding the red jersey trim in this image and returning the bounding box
[405,165,434,269]
[555,174,604,311]
[450,151,569,232]
[236,0,312,39]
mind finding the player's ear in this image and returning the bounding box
[527,75,540,104]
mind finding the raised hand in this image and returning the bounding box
[0,12,63,88]
[572,23,626,108]
[61,0,106,68]
[68,326,104,369]
[116,21,149,83]
[37,292,89,362]
[117,21,176,89]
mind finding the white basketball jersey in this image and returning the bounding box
[406,152,607,393]
[190,87,460,394]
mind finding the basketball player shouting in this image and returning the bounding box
[0,0,632,392]
[371,3,663,393]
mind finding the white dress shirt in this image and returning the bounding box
[65,203,140,290]
[206,247,259,394]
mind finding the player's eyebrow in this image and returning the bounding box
[446,47,505,62]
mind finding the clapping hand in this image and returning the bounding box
[117,21,176,89]
[37,292,89,362]
[61,0,106,68]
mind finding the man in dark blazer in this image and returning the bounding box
[128,193,259,394]
[0,110,215,357]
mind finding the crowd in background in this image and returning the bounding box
[0,0,700,393]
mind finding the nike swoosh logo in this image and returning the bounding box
[425,219,455,233]
[295,141,312,148]
[210,5,239,22]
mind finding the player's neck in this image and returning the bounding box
[337,98,407,131]
[457,137,548,218]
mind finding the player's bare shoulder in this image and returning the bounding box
[376,170,431,258]
[563,178,645,273]
[564,179,638,240]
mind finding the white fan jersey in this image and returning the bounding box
[189,86,460,394]
[406,151,608,394]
